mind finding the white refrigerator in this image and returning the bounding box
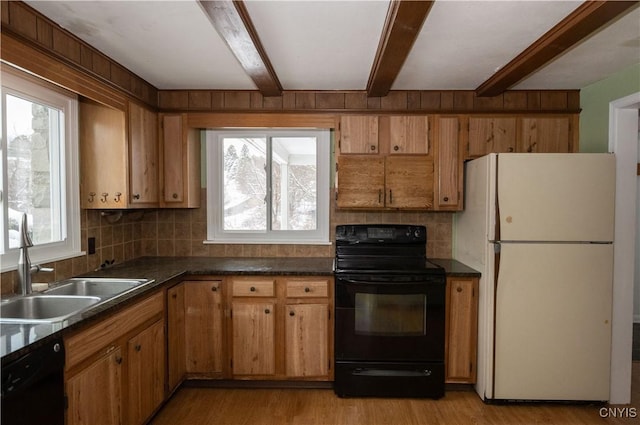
[454,153,615,402]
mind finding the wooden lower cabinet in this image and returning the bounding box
[285,303,329,378]
[167,283,186,392]
[66,347,122,425]
[64,292,164,425]
[127,319,165,425]
[232,301,277,376]
[445,276,479,384]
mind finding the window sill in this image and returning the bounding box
[0,250,86,273]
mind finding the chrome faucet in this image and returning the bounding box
[17,213,54,295]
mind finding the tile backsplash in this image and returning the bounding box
[1,189,452,294]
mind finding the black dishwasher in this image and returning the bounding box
[2,337,65,425]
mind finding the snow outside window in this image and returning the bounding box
[205,129,330,244]
[1,70,82,271]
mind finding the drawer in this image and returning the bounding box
[286,279,329,298]
[232,278,275,297]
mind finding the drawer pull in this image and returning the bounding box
[135,344,142,352]
[289,311,295,317]
[250,286,256,292]
[456,286,463,293]
[264,308,270,314]
[211,286,218,292]
[115,356,123,365]
[304,287,311,293]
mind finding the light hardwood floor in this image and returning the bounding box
[151,363,639,425]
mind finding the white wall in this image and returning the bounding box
[635,114,640,323]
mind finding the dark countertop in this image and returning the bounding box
[1,256,478,363]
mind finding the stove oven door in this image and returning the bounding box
[335,274,445,363]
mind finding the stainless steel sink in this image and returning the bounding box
[45,278,149,298]
[0,295,101,323]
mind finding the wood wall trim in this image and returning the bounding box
[366,0,434,97]
[1,1,157,107]
[1,33,128,110]
[187,113,339,129]
[476,0,640,97]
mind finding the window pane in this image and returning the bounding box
[6,94,62,248]
[271,137,317,231]
[222,137,266,231]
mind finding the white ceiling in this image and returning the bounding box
[25,0,640,92]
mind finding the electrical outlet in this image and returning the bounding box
[88,237,96,255]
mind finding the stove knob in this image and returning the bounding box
[414,228,422,238]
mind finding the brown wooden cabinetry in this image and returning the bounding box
[339,115,379,154]
[336,156,434,209]
[128,101,159,206]
[80,99,159,209]
[468,116,517,158]
[159,113,201,208]
[64,292,165,425]
[167,283,186,393]
[519,116,574,153]
[388,115,430,154]
[445,276,478,384]
[435,116,464,210]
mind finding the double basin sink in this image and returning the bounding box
[0,278,152,324]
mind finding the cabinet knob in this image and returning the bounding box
[370,145,376,151]
[133,194,140,200]
[393,145,399,151]
[211,286,218,292]
[304,287,310,293]
[88,192,96,203]
[508,147,514,152]
[250,286,256,292]
[172,193,179,199]
[115,356,123,364]
[135,344,142,352]
[289,311,295,317]
[443,197,449,202]
[456,286,463,293]
[171,293,177,299]
[264,308,270,314]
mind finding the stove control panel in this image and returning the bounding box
[336,224,427,244]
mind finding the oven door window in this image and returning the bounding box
[355,293,426,336]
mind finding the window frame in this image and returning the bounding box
[1,69,82,272]
[205,128,330,245]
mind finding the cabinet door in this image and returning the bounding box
[66,347,122,425]
[184,281,224,375]
[336,156,385,208]
[160,114,201,208]
[285,303,329,378]
[468,117,516,157]
[340,116,379,154]
[437,116,461,209]
[445,277,478,384]
[232,302,276,376]
[385,156,434,209]
[129,102,158,206]
[127,319,165,425]
[389,116,429,154]
[167,284,186,392]
[79,99,128,209]
[520,117,571,153]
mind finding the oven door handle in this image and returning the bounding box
[338,278,438,285]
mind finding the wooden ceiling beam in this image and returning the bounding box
[366,0,435,97]
[198,0,283,97]
[476,0,639,97]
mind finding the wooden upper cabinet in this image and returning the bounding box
[159,114,201,208]
[389,116,430,154]
[339,115,379,154]
[128,102,159,206]
[385,156,434,209]
[519,116,573,153]
[336,156,385,208]
[468,116,517,158]
[79,98,128,209]
[436,116,462,210]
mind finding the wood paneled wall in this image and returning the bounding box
[158,89,580,114]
